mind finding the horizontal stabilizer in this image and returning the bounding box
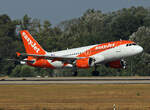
[16,52,21,57]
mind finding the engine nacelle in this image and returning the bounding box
[76,58,93,68]
[106,59,126,69]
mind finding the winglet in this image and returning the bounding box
[16,52,21,57]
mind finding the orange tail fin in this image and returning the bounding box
[20,30,46,55]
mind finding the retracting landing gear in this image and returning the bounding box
[92,65,99,76]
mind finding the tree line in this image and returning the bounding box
[0,6,150,77]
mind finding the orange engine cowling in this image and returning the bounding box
[106,60,126,69]
[76,58,93,68]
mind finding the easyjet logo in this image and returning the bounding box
[22,32,40,53]
[95,43,115,50]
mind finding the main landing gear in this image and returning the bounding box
[73,71,78,76]
[92,65,99,76]
[72,65,100,76]
[72,67,78,76]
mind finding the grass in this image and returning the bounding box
[0,84,149,110]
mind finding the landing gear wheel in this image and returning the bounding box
[92,71,99,76]
[92,65,99,76]
[73,71,78,76]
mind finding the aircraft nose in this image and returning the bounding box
[136,46,143,54]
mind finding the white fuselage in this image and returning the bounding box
[45,43,143,68]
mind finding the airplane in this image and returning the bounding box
[16,30,143,76]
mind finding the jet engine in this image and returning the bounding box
[76,58,93,68]
[106,59,126,69]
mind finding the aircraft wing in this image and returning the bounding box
[16,52,86,63]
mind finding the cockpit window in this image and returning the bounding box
[132,43,136,45]
[126,43,136,46]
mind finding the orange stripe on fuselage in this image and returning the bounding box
[77,40,134,57]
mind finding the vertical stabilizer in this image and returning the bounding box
[20,30,46,55]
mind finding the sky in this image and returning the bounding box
[0,0,150,26]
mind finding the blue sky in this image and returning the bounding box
[0,0,150,25]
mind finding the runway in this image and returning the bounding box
[0,77,150,84]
